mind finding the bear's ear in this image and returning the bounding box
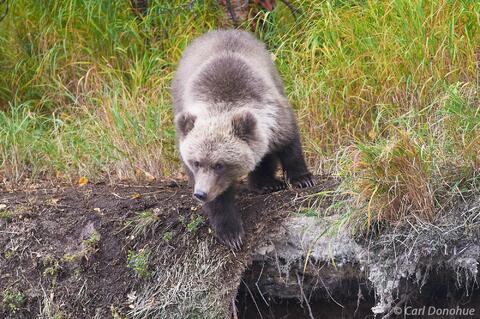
[232,111,257,143]
[175,112,196,138]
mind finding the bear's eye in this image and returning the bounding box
[213,163,224,171]
[193,161,200,168]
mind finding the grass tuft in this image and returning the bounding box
[124,210,161,238]
[338,83,479,232]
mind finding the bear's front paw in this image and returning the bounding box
[260,179,287,193]
[248,178,287,194]
[210,214,245,250]
[290,173,316,189]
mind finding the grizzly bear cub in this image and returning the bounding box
[172,30,314,250]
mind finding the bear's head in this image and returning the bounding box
[176,110,259,203]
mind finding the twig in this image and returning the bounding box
[353,284,364,318]
[0,230,21,235]
[255,262,270,306]
[225,0,239,27]
[241,278,263,319]
[296,272,315,319]
[0,0,8,23]
[319,275,344,309]
[113,183,164,188]
[279,0,300,19]
[231,295,239,319]
[111,192,129,199]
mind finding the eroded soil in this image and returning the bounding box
[0,177,336,318]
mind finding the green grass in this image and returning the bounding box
[335,82,479,232]
[0,210,15,222]
[0,0,479,226]
[124,210,161,238]
[2,289,26,314]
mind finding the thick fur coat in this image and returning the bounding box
[172,30,314,249]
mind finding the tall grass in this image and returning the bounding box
[336,83,479,232]
[0,0,478,208]
[0,0,221,182]
[265,0,478,154]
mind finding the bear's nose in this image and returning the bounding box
[193,191,207,201]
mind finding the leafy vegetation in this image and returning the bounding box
[83,230,101,251]
[0,210,14,222]
[186,214,205,232]
[2,289,26,314]
[127,248,151,279]
[0,0,479,228]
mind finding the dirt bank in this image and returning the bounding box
[1,177,479,318]
[0,177,337,318]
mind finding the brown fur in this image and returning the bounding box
[171,30,314,249]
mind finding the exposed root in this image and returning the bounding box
[296,272,315,319]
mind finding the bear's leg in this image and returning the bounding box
[247,154,286,192]
[203,187,244,250]
[277,135,315,188]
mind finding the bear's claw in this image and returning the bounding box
[290,173,316,189]
[249,178,287,194]
[209,212,245,251]
[217,226,244,251]
[226,237,243,251]
[261,180,287,193]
